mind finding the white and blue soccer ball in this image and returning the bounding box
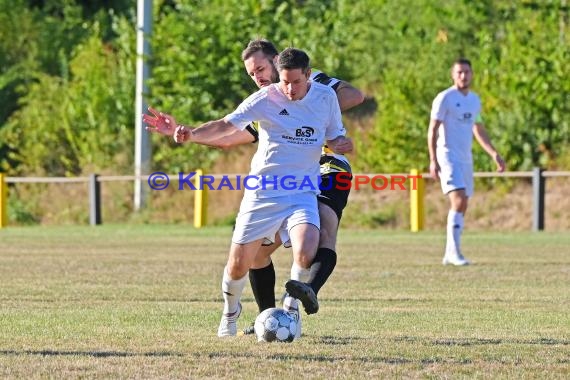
[254,307,297,343]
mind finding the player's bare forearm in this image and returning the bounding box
[427,119,441,180]
[175,118,239,145]
[473,123,506,172]
[473,123,498,157]
[326,136,353,154]
[335,82,365,112]
[203,129,256,149]
[427,119,440,162]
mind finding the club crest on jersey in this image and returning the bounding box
[296,126,315,138]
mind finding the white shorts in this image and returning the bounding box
[232,192,320,245]
[438,159,474,197]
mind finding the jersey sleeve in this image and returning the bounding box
[224,91,265,131]
[311,69,341,91]
[430,91,447,121]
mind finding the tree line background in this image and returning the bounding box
[1,0,569,179]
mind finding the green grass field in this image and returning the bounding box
[0,226,568,379]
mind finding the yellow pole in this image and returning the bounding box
[409,169,424,232]
[0,173,7,228]
[194,169,207,228]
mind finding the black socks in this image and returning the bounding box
[249,261,276,312]
[308,247,337,295]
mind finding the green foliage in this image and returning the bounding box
[474,1,570,170]
[0,0,569,177]
[1,21,135,175]
[7,189,40,225]
[0,2,135,175]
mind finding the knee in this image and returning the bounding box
[458,199,468,213]
[226,260,249,279]
[251,254,272,269]
[318,227,337,249]
[450,195,468,212]
[296,254,314,269]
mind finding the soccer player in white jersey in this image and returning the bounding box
[237,40,363,335]
[146,39,363,337]
[428,58,505,266]
[192,39,362,333]
[144,48,352,336]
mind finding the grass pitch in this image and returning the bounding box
[0,225,568,379]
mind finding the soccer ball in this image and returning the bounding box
[254,307,297,343]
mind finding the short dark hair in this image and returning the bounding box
[452,58,472,69]
[276,48,310,74]
[241,39,279,61]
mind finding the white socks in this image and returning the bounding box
[221,265,247,314]
[446,210,464,256]
[290,262,310,282]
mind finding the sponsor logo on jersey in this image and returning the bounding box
[295,126,315,138]
[282,126,318,144]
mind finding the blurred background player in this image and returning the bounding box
[427,58,505,266]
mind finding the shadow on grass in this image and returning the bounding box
[393,336,569,346]
[206,350,472,365]
[317,336,363,345]
[0,350,183,358]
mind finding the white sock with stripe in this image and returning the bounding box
[290,262,310,282]
[446,210,464,256]
[221,265,247,314]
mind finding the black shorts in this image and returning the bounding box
[318,172,352,221]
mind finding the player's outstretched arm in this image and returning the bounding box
[326,136,353,154]
[174,125,255,148]
[144,106,254,148]
[335,81,365,112]
[473,123,506,172]
[207,129,256,149]
[174,118,240,146]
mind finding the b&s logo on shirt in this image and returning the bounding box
[463,112,472,120]
[296,126,315,138]
[282,126,318,145]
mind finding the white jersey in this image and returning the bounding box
[310,70,351,174]
[431,86,482,164]
[225,81,346,198]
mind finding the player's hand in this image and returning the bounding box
[429,160,440,181]
[174,125,191,144]
[327,136,353,154]
[143,106,178,136]
[494,153,506,172]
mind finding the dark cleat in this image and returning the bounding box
[285,280,319,314]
